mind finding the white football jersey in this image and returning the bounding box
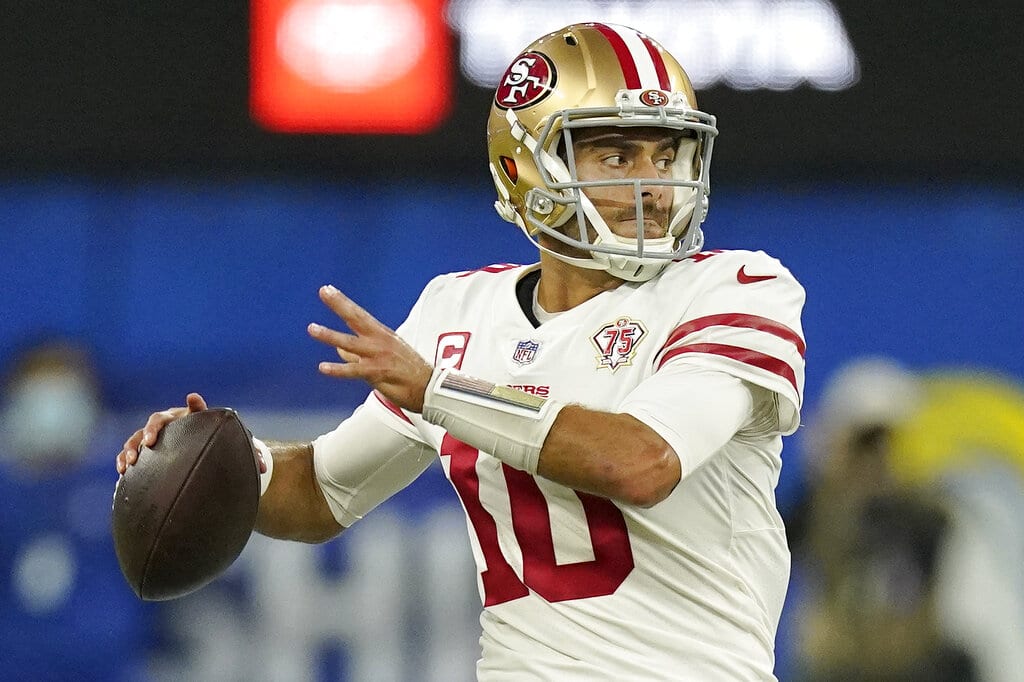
[352,249,805,681]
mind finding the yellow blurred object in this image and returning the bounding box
[890,370,1024,484]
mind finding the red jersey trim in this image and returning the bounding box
[684,250,724,263]
[660,313,806,358]
[657,343,799,394]
[374,390,412,424]
[455,263,522,278]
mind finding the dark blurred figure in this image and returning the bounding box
[0,338,156,681]
[787,358,977,681]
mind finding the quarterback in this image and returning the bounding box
[117,22,805,681]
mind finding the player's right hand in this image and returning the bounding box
[115,393,208,475]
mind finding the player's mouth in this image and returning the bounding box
[614,216,668,239]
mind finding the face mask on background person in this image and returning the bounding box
[0,372,101,472]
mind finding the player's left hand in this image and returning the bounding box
[308,285,434,413]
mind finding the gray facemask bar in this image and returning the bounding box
[524,104,717,260]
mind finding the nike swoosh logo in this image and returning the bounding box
[737,265,778,284]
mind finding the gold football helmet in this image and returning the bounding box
[487,23,718,282]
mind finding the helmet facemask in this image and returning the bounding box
[506,92,716,282]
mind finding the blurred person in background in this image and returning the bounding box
[0,337,157,681]
[788,357,1024,682]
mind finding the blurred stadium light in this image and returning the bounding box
[251,0,452,132]
[447,0,860,91]
[250,0,859,134]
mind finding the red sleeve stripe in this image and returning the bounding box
[592,23,642,89]
[374,390,412,424]
[640,35,671,90]
[657,343,799,393]
[660,313,806,358]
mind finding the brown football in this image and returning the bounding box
[112,408,260,601]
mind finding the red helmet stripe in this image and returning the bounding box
[592,23,641,89]
[640,36,671,90]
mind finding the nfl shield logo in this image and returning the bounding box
[512,340,540,365]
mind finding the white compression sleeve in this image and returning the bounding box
[421,368,564,475]
[313,403,436,527]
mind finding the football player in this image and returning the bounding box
[118,22,806,680]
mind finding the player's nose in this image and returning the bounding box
[636,171,671,208]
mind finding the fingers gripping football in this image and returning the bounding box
[116,393,208,475]
[309,285,433,413]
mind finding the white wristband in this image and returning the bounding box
[252,437,274,497]
[421,368,564,475]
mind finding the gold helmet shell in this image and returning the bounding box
[487,23,718,281]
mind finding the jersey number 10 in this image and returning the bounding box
[442,435,635,606]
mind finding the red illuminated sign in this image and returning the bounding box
[250,0,451,134]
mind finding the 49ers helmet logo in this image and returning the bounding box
[494,51,556,110]
[640,89,669,106]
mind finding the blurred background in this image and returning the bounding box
[1,1,1021,680]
